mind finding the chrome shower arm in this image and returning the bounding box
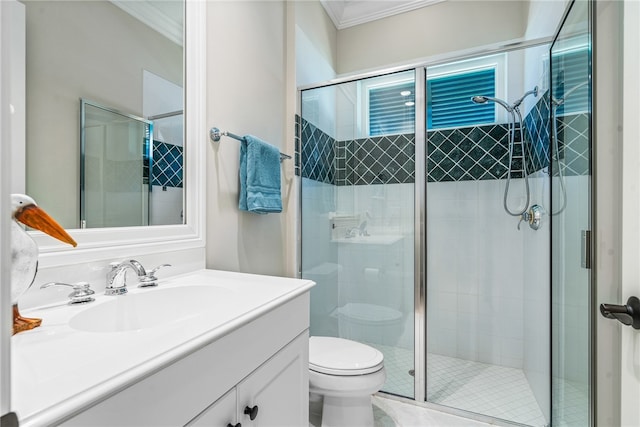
[512,86,539,109]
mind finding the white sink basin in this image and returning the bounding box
[69,285,237,333]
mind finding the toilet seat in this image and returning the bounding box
[309,336,384,376]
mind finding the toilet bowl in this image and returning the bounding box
[309,336,386,427]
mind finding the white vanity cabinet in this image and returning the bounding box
[188,331,308,427]
[189,389,237,427]
[235,333,308,427]
[58,291,310,427]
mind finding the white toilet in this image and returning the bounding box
[309,336,386,427]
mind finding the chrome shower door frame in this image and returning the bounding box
[413,67,427,403]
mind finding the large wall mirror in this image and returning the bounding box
[23,0,184,230]
[18,0,206,259]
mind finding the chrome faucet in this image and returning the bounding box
[106,260,147,296]
[345,227,359,238]
[345,221,369,238]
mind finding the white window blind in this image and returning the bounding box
[553,47,590,114]
[368,81,415,136]
[428,68,496,129]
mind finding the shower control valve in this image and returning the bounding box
[517,204,543,231]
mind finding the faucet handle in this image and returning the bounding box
[149,263,171,276]
[41,281,95,304]
[139,264,172,288]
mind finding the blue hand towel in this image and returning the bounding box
[239,135,282,214]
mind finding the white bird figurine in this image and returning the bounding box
[10,194,77,334]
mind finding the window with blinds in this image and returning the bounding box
[427,68,496,129]
[552,47,590,115]
[368,81,416,136]
[367,68,498,136]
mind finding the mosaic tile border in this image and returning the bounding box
[554,112,589,177]
[337,134,415,186]
[426,124,512,182]
[297,93,581,187]
[524,91,551,174]
[300,118,335,184]
[294,115,301,176]
[152,140,183,188]
[299,119,515,185]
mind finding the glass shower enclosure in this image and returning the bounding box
[300,70,417,398]
[300,6,592,422]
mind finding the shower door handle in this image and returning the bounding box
[600,296,640,329]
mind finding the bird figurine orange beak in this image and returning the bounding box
[14,204,77,248]
[11,197,76,334]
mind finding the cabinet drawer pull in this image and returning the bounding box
[226,423,241,427]
[244,405,259,420]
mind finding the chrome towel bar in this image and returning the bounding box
[210,127,292,162]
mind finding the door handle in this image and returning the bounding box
[600,296,640,329]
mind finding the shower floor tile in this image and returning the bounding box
[428,353,546,426]
[367,343,547,427]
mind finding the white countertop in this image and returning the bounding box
[12,269,314,426]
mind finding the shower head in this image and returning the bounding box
[470,95,513,112]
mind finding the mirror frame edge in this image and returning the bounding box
[32,0,207,269]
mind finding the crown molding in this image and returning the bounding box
[320,0,445,30]
[111,0,183,46]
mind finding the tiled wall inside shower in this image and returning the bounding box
[152,141,183,189]
[149,138,183,225]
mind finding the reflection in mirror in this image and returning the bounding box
[81,100,152,228]
[22,0,184,230]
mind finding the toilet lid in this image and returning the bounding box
[309,336,384,376]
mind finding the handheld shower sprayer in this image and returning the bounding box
[470,86,538,111]
[470,86,540,220]
[470,95,513,112]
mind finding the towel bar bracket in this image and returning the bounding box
[210,127,222,142]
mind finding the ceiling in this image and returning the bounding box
[320,0,445,30]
